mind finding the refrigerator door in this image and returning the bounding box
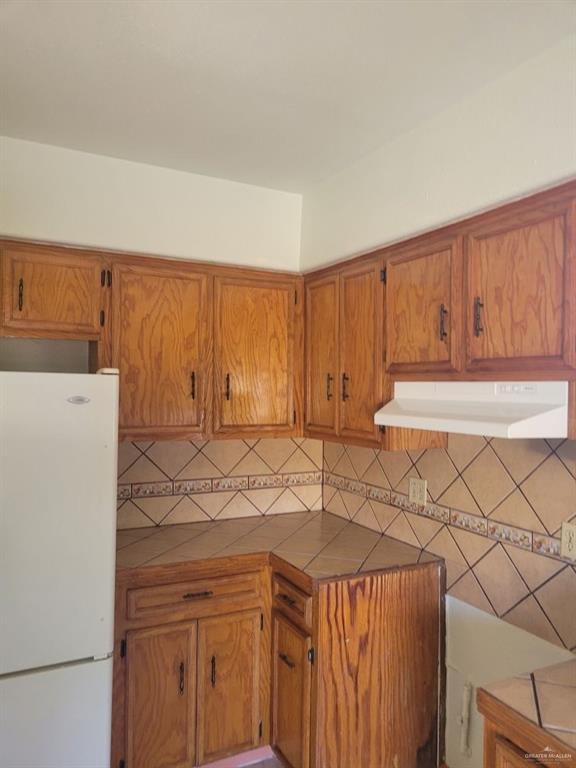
[0,657,113,768]
[0,371,118,674]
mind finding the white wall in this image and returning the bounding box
[445,597,573,768]
[0,137,302,271]
[300,35,576,269]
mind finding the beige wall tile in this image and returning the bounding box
[118,454,169,483]
[216,492,260,519]
[448,571,495,615]
[450,527,495,567]
[254,439,297,472]
[370,500,400,531]
[352,500,381,533]
[473,545,529,616]
[462,447,515,515]
[521,454,576,535]
[132,495,181,524]
[280,448,318,474]
[504,545,565,591]
[299,438,323,469]
[384,512,420,548]
[265,488,307,516]
[491,438,550,483]
[489,489,546,534]
[416,449,458,501]
[117,442,142,476]
[426,527,468,587]
[556,439,576,477]
[176,452,223,479]
[242,487,284,513]
[145,441,198,477]
[405,512,443,548]
[117,500,154,529]
[437,477,482,516]
[503,596,562,647]
[535,568,576,649]
[447,434,486,471]
[291,484,323,510]
[229,451,273,476]
[162,497,211,525]
[201,440,250,474]
[376,450,411,489]
[323,441,345,471]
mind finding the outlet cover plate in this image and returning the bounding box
[561,521,576,562]
[409,477,427,506]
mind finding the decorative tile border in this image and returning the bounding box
[323,470,569,565]
[119,471,324,500]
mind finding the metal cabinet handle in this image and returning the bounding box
[473,297,484,337]
[277,593,296,608]
[326,373,333,401]
[279,652,296,669]
[342,373,350,401]
[211,655,216,688]
[179,662,185,695]
[438,303,448,341]
[17,278,24,311]
[190,372,196,400]
[182,590,213,601]
[225,373,231,401]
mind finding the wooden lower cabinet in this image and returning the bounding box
[272,612,312,768]
[126,623,197,768]
[197,610,262,764]
[494,737,541,768]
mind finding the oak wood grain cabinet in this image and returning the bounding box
[213,274,299,436]
[0,242,106,339]
[111,261,211,440]
[197,609,262,764]
[272,611,312,768]
[304,274,339,438]
[386,236,463,374]
[465,197,576,373]
[126,623,197,768]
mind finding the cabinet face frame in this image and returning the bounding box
[464,198,576,373]
[111,261,212,441]
[304,273,340,438]
[385,235,464,375]
[272,611,312,768]
[213,274,297,436]
[1,243,105,338]
[126,622,197,768]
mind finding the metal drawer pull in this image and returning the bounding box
[190,371,196,400]
[438,303,448,341]
[277,593,297,608]
[17,278,24,311]
[326,373,334,400]
[178,662,185,695]
[225,373,231,400]
[211,655,216,687]
[182,590,213,601]
[279,652,296,669]
[342,373,350,401]
[474,297,484,337]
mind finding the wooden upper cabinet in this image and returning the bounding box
[339,261,383,445]
[1,244,104,338]
[112,262,211,439]
[386,237,463,374]
[466,199,576,372]
[305,274,339,437]
[214,276,296,434]
[272,612,312,768]
[197,610,261,765]
[126,623,197,768]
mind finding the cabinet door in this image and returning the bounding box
[339,261,383,445]
[466,199,576,372]
[1,244,104,337]
[214,276,295,433]
[112,262,210,438]
[386,237,463,374]
[494,737,543,767]
[126,623,197,768]
[305,274,339,437]
[272,612,312,768]
[197,610,261,765]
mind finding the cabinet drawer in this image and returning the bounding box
[126,573,261,623]
[273,575,312,629]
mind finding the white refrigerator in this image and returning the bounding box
[0,370,119,768]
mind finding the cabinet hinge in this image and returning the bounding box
[307,647,315,664]
[100,269,106,287]
[99,310,105,327]
[378,425,386,434]
[260,613,264,631]
[258,721,263,740]
[380,268,387,284]
[120,639,126,659]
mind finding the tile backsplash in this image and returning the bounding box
[117,438,323,528]
[323,436,576,651]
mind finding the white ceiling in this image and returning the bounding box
[0,0,574,192]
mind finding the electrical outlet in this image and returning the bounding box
[561,521,576,562]
[408,477,427,506]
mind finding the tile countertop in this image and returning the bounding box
[115,510,440,578]
[482,659,576,751]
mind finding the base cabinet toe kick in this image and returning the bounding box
[112,554,446,768]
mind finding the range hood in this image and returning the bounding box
[374,381,569,439]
